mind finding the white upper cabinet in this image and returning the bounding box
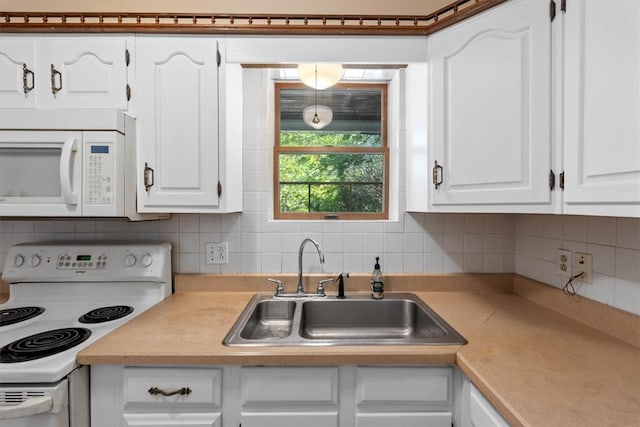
[0,37,37,108]
[563,0,640,217]
[426,0,552,210]
[135,36,225,212]
[0,35,130,110]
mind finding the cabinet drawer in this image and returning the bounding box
[241,411,338,427]
[356,367,452,408]
[124,367,222,408]
[356,412,452,427]
[124,412,221,427]
[241,367,338,407]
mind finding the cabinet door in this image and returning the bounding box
[469,384,509,427]
[428,0,552,207]
[240,367,339,427]
[0,37,37,108]
[136,36,220,211]
[39,37,129,110]
[563,0,640,217]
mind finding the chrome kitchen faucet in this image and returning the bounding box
[297,238,325,295]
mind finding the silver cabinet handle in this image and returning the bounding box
[433,160,443,190]
[143,162,155,192]
[148,387,192,397]
[22,64,35,94]
[50,64,62,94]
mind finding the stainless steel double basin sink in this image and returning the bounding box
[223,293,467,346]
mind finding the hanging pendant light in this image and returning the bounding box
[303,105,333,130]
[302,64,333,129]
[298,63,343,89]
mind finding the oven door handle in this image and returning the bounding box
[0,396,53,420]
[60,137,79,205]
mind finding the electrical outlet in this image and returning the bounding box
[574,252,593,283]
[557,249,572,276]
[206,242,228,265]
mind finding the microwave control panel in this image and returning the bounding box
[85,143,115,205]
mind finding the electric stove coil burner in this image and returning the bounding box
[0,327,91,363]
[78,305,134,324]
[0,306,45,327]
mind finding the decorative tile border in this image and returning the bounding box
[0,0,506,35]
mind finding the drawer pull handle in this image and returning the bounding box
[148,387,192,397]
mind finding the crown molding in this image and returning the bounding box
[0,0,506,35]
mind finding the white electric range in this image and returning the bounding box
[0,242,172,427]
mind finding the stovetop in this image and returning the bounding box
[0,242,172,383]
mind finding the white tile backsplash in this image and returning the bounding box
[587,216,617,246]
[616,217,640,250]
[515,214,640,315]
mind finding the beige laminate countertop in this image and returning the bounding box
[77,276,640,427]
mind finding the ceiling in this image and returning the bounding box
[0,0,458,15]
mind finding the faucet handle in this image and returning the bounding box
[266,278,285,296]
[336,273,349,299]
[316,277,335,297]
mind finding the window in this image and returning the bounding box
[274,82,388,220]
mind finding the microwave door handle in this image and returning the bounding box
[60,137,78,205]
[0,395,53,419]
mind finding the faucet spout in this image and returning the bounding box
[297,238,325,294]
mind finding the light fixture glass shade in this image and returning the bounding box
[302,105,333,130]
[298,63,343,89]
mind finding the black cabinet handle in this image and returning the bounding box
[147,386,192,397]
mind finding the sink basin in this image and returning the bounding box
[223,293,467,346]
[300,299,451,341]
[239,300,296,340]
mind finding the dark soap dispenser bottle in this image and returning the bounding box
[370,256,384,299]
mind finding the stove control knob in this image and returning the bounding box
[124,254,137,267]
[30,254,41,267]
[13,254,25,267]
[140,253,153,268]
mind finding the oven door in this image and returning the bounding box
[0,379,68,427]
[0,130,82,216]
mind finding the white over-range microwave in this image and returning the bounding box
[0,109,167,220]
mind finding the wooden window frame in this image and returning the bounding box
[274,82,389,220]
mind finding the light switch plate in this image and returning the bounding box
[206,242,228,265]
[574,252,592,283]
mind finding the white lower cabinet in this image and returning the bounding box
[355,367,453,427]
[240,367,339,427]
[91,365,455,427]
[468,384,509,427]
[457,373,510,427]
